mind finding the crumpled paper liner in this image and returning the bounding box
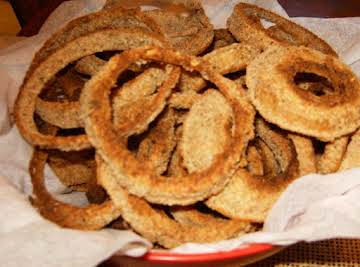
[0,0,359,266]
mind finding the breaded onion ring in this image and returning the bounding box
[339,129,360,171]
[97,156,253,248]
[246,144,264,176]
[168,90,200,109]
[210,29,236,50]
[255,118,292,173]
[47,149,95,189]
[30,150,121,230]
[178,43,261,92]
[227,3,337,56]
[74,55,106,77]
[205,121,299,222]
[136,108,177,175]
[179,89,233,173]
[35,99,82,129]
[26,7,162,79]
[144,0,214,55]
[288,133,317,176]
[15,28,166,151]
[81,46,255,205]
[317,136,349,174]
[247,45,360,142]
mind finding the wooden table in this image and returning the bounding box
[9,0,360,266]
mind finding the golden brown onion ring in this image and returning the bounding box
[26,7,163,80]
[178,43,261,93]
[168,90,200,109]
[144,0,214,55]
[15,28,166,151]
[206,122,299,222]
[288,133,317,176]
[35,99,82,129]
[227,3,337,56]
[136,108,177,175]
[179,89,233,173]
[30,150,121,230]
[47,149,95,189]
[339,129,360,171]
[74,55,106,77]
[317,136,349,174]
[246,144,264,176]
[81,46,255,205]
[97,156,253,248]
[256,138,280,176]
[210,28,236,50]
[247,45,360,142]
[255,118,293,173]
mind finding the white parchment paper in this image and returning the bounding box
[0,0,359,266]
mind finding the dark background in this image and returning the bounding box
[9,0,360,36]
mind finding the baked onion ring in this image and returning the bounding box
[97,156,253,248]
[144,0,214,55]
[30,150,121,230]
[26,7,162,80]
[35,99,82,129]
[339,129,360,171]
[74,55,107,77]
[316,136,349,174]
[227,3,337,56]
[136,108,177,175]
[15,28,166,151]
[205,120,299,222]
[246,144,264,176]
[47,149,95,189]
[81,46,255,205]
[179,89,233,173]
[178,43,261,93]
[247,45,360,142]
[288,133,317,176]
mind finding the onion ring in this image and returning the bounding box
[81,46,255,205]
[47,149,95,189]
[206,121,299,222]
[170,206,256,234]
[256,138,279,176]
[15,28,166,151]
[136,108,177,175]
[227,3,337,56]
[30,150,122,230]
[246,144,264,176]
[179,89,233,173]
[247,45,360,142]
[35,99,82,129]
[288,133,317,176]
[26,7,163,79]
[317,136,349,174]
[74,55,106,77]
[97,156,253,248]
[339,129,360,171]
[255,117,293,173]
[178,43,260,93]
[144,0,214,55]
[210,28,236,51]
[168,90,200,109]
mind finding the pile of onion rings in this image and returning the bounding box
[14,1,360,248]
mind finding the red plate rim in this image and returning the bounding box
[141,243,275,263]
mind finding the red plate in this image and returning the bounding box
[104,243,283,266]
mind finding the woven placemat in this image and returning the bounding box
[250,239,360,266]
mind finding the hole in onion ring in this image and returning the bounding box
[294,72,334,97]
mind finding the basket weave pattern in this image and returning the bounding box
[251,239,360,266]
